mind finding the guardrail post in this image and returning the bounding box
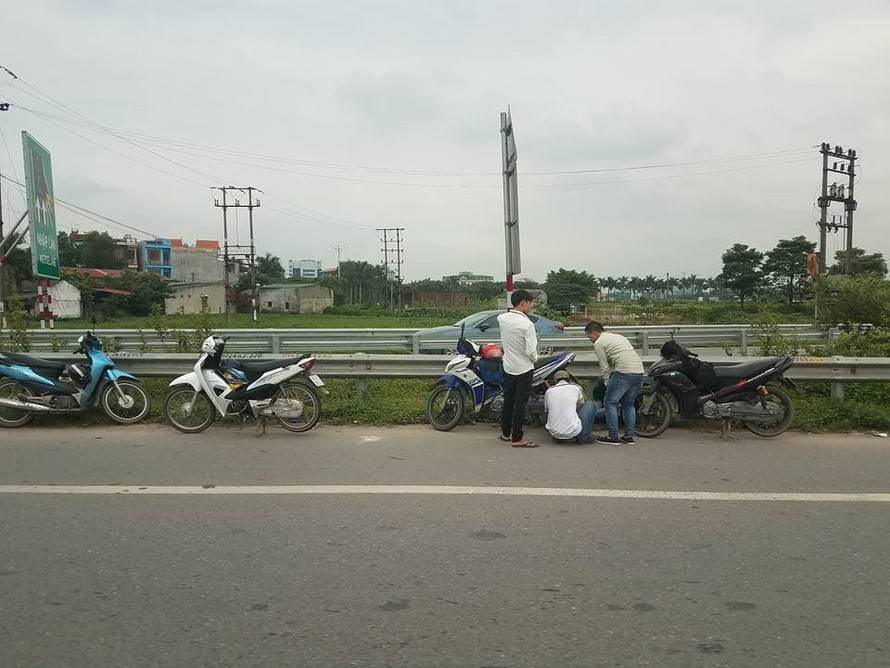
[830,382,845,401]
[351,352,369,399]
[271,335,281,354]
[411,333,420,355]
[740,330,748,356]
[640,331,649,356]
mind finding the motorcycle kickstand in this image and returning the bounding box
[719,419,736,440]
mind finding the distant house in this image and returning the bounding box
[443,271,495,286]
[255,283,333,314]
[139,239,173,277]
[20,279,82,320]
[165,282,226,315]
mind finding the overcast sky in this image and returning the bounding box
[2,0,889,282]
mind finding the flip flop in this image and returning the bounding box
[498,434,512,442]
[511,440,538,448]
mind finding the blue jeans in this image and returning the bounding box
[577,400,603,440]
[603,372,644,439]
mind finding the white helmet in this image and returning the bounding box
[200,335,225,354]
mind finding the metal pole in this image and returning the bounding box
[221,188,231,323]
[818,143,828,274]
[248,187,257,322]
[845,150,856,275]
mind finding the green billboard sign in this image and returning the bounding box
[22,131,60,279]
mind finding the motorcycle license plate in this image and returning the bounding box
[308,374,325,387]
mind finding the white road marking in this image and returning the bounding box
[0,485,888,502]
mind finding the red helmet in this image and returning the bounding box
[480,343,503,359]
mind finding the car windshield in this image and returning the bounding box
[452,312,495,327]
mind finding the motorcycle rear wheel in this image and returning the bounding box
[634,388,672,438]
[101,380,150,424]
[275,382,321,433]
[743,384,794,437]
[164,387,215,434]
[0,379,34,428]
[427,385,465,431]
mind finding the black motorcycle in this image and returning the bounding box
[635,340,796,438]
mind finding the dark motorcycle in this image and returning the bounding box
[635,340,796,438]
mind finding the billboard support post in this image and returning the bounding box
[500,109,520,308]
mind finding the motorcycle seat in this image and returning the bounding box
[0,351,66,377]
[229,354,312,378]
[534,353,564,369]
[713,356,787,380]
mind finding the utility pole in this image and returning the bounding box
[333,245,345,278]
[213,186,262,322]
[376,227,404,310]
[816,143,857,274]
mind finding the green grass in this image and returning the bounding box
[16,378,890,434]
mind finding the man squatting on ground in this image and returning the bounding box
[544,369,603,444]
[496,289,539,448]
[584,321,645,445]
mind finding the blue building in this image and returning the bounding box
[139,239,173,278]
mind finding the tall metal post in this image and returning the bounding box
[818,144,829,274]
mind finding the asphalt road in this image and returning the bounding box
[2,423,889,668]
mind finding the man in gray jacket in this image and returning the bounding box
[497,290,539,447]
[584,321,644,445]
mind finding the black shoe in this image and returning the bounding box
[595,435,621,445]
[575,435,595,444]
[620,436,635,445]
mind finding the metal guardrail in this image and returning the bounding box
[12,351,886,401]
[13,324,835,356]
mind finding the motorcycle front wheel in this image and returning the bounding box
[634,388,672,438]
[743,384,795,437]
[0,379,34,428]
[275,381,321,433]
[164,387,215,434]
[101,380,150,424]
[426,385,465,431]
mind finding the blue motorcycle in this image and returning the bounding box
[426,334,576,431]
[0,331,150,428]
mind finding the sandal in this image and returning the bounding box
[511,440,538,448]
[498,434,512,442]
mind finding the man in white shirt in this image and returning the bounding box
[544,370,601,444]
[585,321,645,445]
[496,290,539,447]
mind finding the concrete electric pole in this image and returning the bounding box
[816,143,857,275]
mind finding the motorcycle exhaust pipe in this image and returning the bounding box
[259,399,304,419]
[0,397,54,412]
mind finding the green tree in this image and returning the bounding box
[543,269,598,312]
[719,243,764,306]
[80,231,125,269]
[117,271,172,316]
[762,236,816,305]
[814,274,890,330]
[829,247,888,277]
[256,253,286,282]
[57,231,82,267]
[340,260,386,303]
[3,238,33,284]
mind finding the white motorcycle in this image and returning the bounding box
[164,334,325,434]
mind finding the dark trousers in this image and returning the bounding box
[501,369,533,442]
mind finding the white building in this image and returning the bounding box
[289,259,323,279]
